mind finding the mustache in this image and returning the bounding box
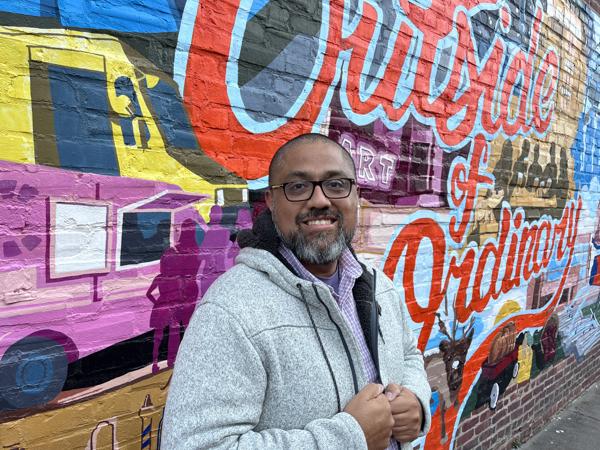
[295,209,342,225]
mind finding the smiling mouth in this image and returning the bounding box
[304,218,337,226]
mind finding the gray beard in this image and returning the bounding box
[275,221,353,265]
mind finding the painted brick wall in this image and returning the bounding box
[455,344,600,450]
[0,1,599,449]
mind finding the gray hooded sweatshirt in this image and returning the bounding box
[162,239,431,449]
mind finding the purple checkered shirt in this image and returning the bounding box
[279,245,399,450]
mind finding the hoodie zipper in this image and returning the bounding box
[311,284,360,396]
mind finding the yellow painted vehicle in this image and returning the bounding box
[0,26,249,411]
[0,26,247,212]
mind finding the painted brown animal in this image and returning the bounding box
[424,314,475,442]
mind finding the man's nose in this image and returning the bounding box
[307,184,332,208]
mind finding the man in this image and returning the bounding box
[162,134,431,449]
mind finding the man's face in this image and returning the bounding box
[266,141,358,265]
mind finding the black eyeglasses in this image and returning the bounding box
[270,178,356,202]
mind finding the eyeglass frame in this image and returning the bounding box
[269,178,357,202]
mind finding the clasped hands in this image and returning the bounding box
[344,383,422,450]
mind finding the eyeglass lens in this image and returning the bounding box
[284,179,352,201]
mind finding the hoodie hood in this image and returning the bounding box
[236,210,381,374]
[236,210,311,299]
[235,246,319,301]
[237,209,282,255]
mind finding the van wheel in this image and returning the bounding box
[0,336,68,410]
[489,382,500,410]
[512,361,520,378]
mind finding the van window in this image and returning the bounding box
[51,202,110,277]
[30,62,119,175]
[120,212,171,266]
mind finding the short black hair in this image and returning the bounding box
[268,133,356,183]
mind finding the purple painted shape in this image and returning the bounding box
[3,240,21,257]
[227,208,253,264]
[21,235,42,251]
[0,159,210,379]
[340,132,398,191]
[198,205,233,296]
[135,192,207,210]
[17,184,38,202]
[146,218,201,373]
[172,218,202,327]
[208,204,222,224]
[0,179,16,198]
[333,117,445,207]
[235,208,252,229]
[30,329,79,363]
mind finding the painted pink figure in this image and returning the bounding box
[173,219,201,328]
[146,219,201,373]
[227,208,253,265]
[198,206,232,297]
[208,204,224,227]
[146,250,183,373]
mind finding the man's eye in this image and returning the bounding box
[288,182,309,192]
[325,179,346,190]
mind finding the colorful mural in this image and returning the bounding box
[1,0,599,449]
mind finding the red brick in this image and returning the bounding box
[456,428,475,448]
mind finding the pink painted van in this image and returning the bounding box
[0,160,207,410]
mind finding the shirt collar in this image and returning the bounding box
[279,244,363,296]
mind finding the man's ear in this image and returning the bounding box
[265,189,273,211]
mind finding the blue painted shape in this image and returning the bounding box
[142,77,198,150]
[0,0,182,32]
[115,76,151,148]
[0,0,58,17]
[115,77,142,115]
[137,212,171,239]
[425,317,484,352]
[48,64,119,176]
[248,0,270,19]
[430,391,440,415]
[589,253,600,286]
[142,423,152,436]
[119,117,136,146]
[120,212,171,266]
[173,0,199,94]
[248,176,269,189]
[56,0,181,32]
[572,11,600,189]
[195,225,205,246]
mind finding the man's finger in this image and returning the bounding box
[390,388,421,414]
[393,431,419,443]
[385,383,403,394]
[385,390,398,401]
[393,408,421,419]
[390,394,418,414]
[393,424,421,442]
[385,384,403,401]
[390,401,413,414]
[393,426,413,435]
[362,383,385,399]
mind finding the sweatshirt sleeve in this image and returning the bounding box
[161,302,367,450]
[397,292,432,436]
